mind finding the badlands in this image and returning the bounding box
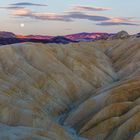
[0,34,140,140]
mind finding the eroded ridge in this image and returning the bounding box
[0,37,140,140]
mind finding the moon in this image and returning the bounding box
[20,23,25,28]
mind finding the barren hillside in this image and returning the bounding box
[0,37,140,140]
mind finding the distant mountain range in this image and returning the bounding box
[0,31,76,45]
[0,31,139,45]
[18,32,113,41]
[65,32,113,41]
[17,34,53,40]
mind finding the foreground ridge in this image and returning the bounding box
[0,37,140,140]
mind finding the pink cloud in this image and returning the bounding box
[6,7,138,26]
[12,8,31,16]
[97,17,139,26]
[72,5,111,11]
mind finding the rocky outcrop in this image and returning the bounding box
[0,38,140,140]
[109,30,130,40]
[136,33,140,38]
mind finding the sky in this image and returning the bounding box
[0,0,140,35]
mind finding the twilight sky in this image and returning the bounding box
[0,0,140,35]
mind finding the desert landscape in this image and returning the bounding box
[0,0,140,140]
[0,31,140,140]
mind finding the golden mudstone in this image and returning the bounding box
[0,37,140,140]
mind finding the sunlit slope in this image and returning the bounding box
[64,38,140,140]
[0,38,140,140]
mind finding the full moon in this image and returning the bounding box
[20,23,25,28]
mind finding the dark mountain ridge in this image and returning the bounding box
[0,31,139,45]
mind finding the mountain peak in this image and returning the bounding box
[110,30,130,39]
[0,31,16,38]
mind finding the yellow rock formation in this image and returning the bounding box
[0,37,140,140]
